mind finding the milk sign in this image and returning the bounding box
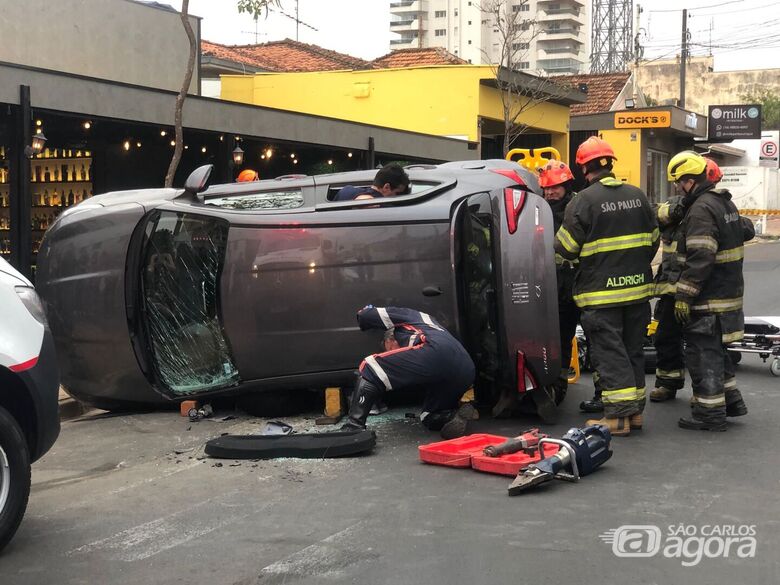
[708,104,762,142]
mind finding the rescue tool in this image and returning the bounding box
[507,425,612,495]
[482,428,544,457]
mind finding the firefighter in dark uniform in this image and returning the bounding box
[538,161,580,398]
[651,159,736,401]
[667,151,751,431]
[341,306,477,439]
[555,137,659,436]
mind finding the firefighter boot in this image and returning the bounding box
[678,417,727,432]
[440,403,479,440]
[579,398,604,413]
[725,389,748,417]
[650,387,677,402]
[629,413,643,430]
[340,378,384,431]
[585,416,631,437]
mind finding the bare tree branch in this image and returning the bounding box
[479,0,572,156]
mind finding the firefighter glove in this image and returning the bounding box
[674,300,691,324]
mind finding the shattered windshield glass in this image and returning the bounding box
[206,190,304,210]
[141,211,239,395]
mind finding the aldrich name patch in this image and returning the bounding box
[606,273,645,288]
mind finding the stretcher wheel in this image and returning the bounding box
[770,359,780,377]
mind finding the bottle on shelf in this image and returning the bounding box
[43,166,51,182]
[86,162,91,181]
[67,165,73,181]
[43,189,50,206]
[67,189,74,205]
[79,163,86,182]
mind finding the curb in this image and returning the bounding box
[58,388,94,422]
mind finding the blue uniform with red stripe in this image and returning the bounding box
[357,306,475,417]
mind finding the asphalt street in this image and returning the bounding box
[2,242,779,584]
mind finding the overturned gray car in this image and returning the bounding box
[37,160,561,416]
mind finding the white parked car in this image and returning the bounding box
[0,257,60,552]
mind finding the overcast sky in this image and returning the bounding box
[172,0,779,71]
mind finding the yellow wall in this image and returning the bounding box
[598,129,642,187]
[221,65,572,155]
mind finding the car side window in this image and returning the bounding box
[206,190,304,210]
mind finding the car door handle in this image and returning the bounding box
[422,286,442,297]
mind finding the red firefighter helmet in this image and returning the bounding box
[537,160,574,188]
[237,169,259,182]
[575,136,617,166]
[704,158,723,184]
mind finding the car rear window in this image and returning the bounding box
[206,190,304,210]
[325,181,443,202]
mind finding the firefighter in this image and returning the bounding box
[538,161,580,400]
[341,306,477,439]
[667,151,751,431]
[554,137,658,436]
[651,159,725,402]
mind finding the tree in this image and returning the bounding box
[479,0,572,156]
[165,0,281,187]
[740,88,780,131]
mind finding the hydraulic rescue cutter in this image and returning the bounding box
[508,425,612,495]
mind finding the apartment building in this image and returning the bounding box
[389,0,589,75]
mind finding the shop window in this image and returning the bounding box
[141,211,239,395]
[206,190,304,210]
[646,149,671,204]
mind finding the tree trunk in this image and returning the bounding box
[164,0,197,188]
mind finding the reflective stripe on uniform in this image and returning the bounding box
[724,377,737,390]
[715,246,744,264]
[600,177,623,187]
[676,279,700,297]
[556,227,580,254]
[693,393,726,407]
[580,232,657,257]
[420,312,443,331]
[722,330,744,343]
[657,368,684,379]
[636,387,646,400]
[654,281,677,296]
[686,235,718,252]
[658,203,671,224]
[662,240,678,253]
[377,308,393,329]
[574,283,653,307]
[602,387,639,403]
[675,253,687,264]
[364,355,393,390]
[691,297,743,313]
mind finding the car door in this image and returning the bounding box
[455,187,560,402]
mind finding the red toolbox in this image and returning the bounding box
[419,434,560,476]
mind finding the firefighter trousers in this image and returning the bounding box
[654,295,685,391]
[685,313,744,422]
[580,302,650,418]
[558,300,580,389]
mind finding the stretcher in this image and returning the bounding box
[727,317,780,376]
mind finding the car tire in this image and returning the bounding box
[0,405,31,553]
[205,430,377,460]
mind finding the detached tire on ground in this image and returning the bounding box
[0,405,31,552]
[205,430,377,460]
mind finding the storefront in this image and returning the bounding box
[569,106,708,203]
[0,63,477,278]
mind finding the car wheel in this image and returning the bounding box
[0,405,31,553]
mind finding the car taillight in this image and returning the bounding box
[490,168,526,186]
[516,350,537,394]
[503,188,527,234]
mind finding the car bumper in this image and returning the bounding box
[17,327,60,462]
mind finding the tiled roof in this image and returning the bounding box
[555,73,631,115]
[371,47,467,69]
[201,39,370,72]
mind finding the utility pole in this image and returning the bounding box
[680,8,687,109]
[633,4,643,102]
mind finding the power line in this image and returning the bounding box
[648,0,743,13]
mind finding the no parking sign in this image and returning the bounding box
[760,131,779,168]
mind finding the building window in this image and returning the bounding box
[512,22,531,32]
[468,20,472,25]
[468,39,472,44]
[454,8,458,16]
[512,3,530,11]
[519,61,530,70]
[435,10,446,17]
[435,29,447,36]
[512,42,530,51]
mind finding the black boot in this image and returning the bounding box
[579,398,604,413]
[725,390,748,417]
[340,378,384,431]
[678,417,727,432]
